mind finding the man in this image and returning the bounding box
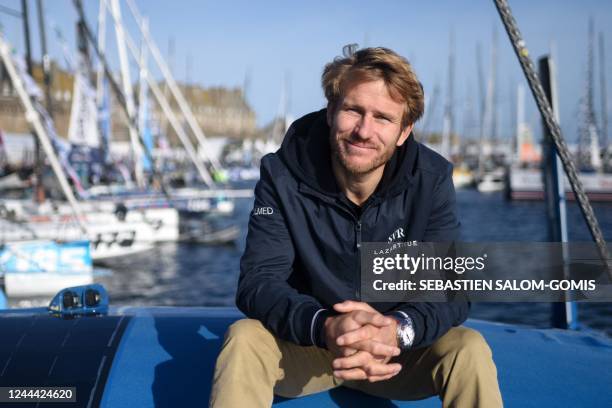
[210,47,502,407]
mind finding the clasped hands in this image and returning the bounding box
[324,300,402,383]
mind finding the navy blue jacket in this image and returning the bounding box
[237,109,468,349]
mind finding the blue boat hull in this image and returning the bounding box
[0,307,610,407]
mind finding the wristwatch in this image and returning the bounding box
[393,314,415,350]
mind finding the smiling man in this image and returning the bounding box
[210,47,502,407]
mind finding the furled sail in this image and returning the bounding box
[67,56,100,148]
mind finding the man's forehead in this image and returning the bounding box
[341,80,405,115]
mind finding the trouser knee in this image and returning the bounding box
[222,319,281,365]
[226,318,265,340]
[434,327,495,375]
[224,318,275,349]
[451,327,492,357]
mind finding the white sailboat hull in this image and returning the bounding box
[3,200,180,243]
[508,167,612,201]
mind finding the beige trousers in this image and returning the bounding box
[210,319,503,407]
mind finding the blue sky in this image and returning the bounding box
[1,0,611,142]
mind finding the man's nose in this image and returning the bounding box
[355,115,375,139]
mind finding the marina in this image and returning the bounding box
[0,0,611,407]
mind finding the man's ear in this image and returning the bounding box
[396,123,415,146]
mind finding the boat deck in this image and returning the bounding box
[0,307,610,407]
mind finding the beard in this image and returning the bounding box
[330,134,399,176]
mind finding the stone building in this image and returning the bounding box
[0,59,257,145]
[0,60,73,137]
[147,83,257,141]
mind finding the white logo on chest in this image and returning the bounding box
[388,227,405,242]
[252,206,274,216]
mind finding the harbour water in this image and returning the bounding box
[94,188,612,336]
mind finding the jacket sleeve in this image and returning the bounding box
[391,162,469,348]
[236,158,325,346]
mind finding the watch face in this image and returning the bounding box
[398,320,415,348]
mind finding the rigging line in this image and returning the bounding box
[493,0,612,279]
[0,5,22,19]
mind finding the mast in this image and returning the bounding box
[585,18,601,170]
[36,0,52,117]
[95,0,106,105]
[110,0,145,188]
[163,36,174,142]
[461,80,476,141]
[271,71,288,146]
[490,28,498,142]
[22,0,44,202]
[284,71,293,135]
[20,0,32,74]
[509,79,515,149]
[420,82,439,140]
[441,31,454,159]
[478,33,497,178]
[138,18,149,141]
[599,32,608,150]
[95,0,111,165]
[240,69,251,136]
[516,84,525,160]
[137,17,152,173]
[476,43,486,137]
[586,18,597,132]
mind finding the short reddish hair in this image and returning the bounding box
[322,47,424,128]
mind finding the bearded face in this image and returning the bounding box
[328,80,412,176]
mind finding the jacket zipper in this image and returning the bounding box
[355,219,362,299]
[327,203,364,300]
[302,186,372,301]
[354,200,379,300]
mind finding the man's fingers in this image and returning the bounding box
[366,372,401,383]
[333,364,402,382]
[333,300,376,313]
[337,325,380,346]
[333,367,368,381]
[351,340,401,358]
[332,351,371,370]
[336,324,394,348]
[340,346,358,357]
[364,362,402,377]
[352,311,394,327]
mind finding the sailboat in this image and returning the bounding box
[77,0,240,244]
[0,30,155,261]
